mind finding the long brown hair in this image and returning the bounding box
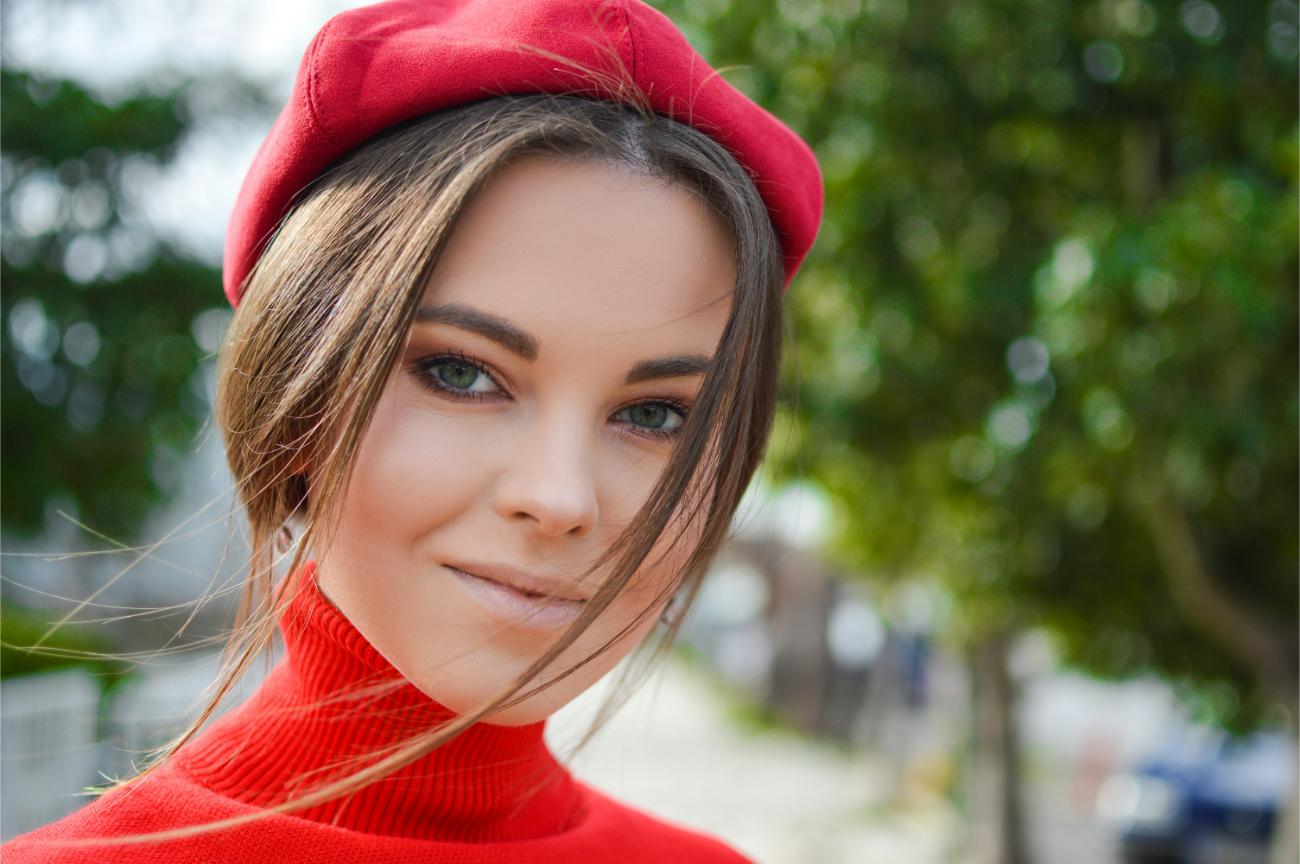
[71,88,783,845]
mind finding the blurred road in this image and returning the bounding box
[550,654,962,864]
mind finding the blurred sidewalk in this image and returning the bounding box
[551,654,961,864]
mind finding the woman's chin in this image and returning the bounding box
[410,675,569,722]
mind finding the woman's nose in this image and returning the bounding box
[492,414,599,539]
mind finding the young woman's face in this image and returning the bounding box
[315,154,735,725]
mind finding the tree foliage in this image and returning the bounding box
[1,68,226,541]
[652,0,1298,729]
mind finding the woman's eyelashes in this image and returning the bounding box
[409,351,689,439]
[612,400,688,439]
[415,350,504,400]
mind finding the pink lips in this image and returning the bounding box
[443,561,589,602]
[446,565,586,631]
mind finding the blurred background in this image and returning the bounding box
[1,0,1295,862]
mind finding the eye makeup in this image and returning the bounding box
[406,349,693,441]
[411,350,507,402]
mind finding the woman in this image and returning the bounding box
[2,0,822,860]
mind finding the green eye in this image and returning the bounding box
[435,360,481,390]
[617,401,686,436]
[629,404,669,428]
[420,354,501,396]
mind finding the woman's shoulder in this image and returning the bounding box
[1,764,755,864]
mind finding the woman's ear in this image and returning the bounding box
[659,591,686,627]
[286,447,314,478]
[285,452,313,517]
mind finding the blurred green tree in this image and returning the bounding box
[1,68,229,543]
[653,0,1297,860]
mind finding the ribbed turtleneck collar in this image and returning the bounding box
[175,562,587,841]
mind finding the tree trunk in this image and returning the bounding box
[1131,477,1295,711]
[1129,476,1298,864]
[761,543,832,734]
[967,631,1028,864]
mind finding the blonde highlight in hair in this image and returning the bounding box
[53,88,782,849]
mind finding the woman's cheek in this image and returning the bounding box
[596,434,678,529]
[358,387,505,527]
[339,394,484,594]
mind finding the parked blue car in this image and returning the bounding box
[1096,727,1294,864]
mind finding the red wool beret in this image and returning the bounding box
[222,0,824,307]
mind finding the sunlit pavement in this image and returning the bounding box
[549,654,962,864]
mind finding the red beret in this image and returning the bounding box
[222,0,824,307]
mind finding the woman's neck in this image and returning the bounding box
[173,562,586,841]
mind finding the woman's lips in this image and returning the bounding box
[443,560,590,601]
[446,565,586,631]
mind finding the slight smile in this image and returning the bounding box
[445,564,588,631]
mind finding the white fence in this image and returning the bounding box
[1,667,102,839]
[0,649,272,841]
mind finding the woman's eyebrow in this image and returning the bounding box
[414,303,538,360]
[624,355,711,385]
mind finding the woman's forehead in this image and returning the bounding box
[419,155,735,346]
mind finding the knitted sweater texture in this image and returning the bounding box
[2,564,751,862]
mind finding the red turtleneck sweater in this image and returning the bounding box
[2,564,752,862]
